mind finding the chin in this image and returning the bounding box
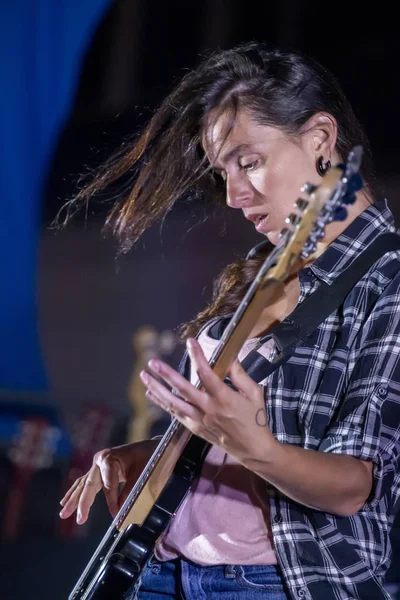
[266,230,280,246]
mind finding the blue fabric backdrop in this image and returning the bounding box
[0,1,112,392]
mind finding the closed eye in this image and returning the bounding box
[242,160,259,171]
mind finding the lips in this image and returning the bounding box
[245,213,269,231]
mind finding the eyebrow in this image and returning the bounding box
[211,143,255,169]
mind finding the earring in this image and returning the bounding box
[316,156,331,176]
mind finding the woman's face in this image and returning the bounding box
[203,109,332,245]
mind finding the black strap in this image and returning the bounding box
[241,232,400,383]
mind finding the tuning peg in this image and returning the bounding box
[341,173,363,206]
[333,206,348,221]
[300,182,317,195]
[346,172,363,193]
[312,227,325,241]
[278,227,291,240]
[294,198,309,212]
[342,191,356,205]
[285,213,302,227]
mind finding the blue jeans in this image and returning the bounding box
[129,556,289,599]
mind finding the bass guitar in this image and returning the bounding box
[69,146,364,600]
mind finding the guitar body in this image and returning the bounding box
[70,435,209,600]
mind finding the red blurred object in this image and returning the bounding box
[3,415,54,539]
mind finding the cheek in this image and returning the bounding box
[269,159,314,214]
[262,164,311,244]
[264,168,299,219]
[250,170,268,195]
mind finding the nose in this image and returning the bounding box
[225,173,253,209]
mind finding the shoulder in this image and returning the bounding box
[349,232,400,301]
[371,234,400,282]
[368,241,400,301]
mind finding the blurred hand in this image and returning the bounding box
[59,438,159,524]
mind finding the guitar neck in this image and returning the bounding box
[209,278,283,378]
[209,242,286,378]
[115,244,287,531]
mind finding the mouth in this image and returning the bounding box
[245,213,269,231]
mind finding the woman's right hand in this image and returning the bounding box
[59,438,160,524]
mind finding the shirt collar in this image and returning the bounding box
[300,199,396,286]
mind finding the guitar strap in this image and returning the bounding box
[240,232,400,383]
[179,232,400,384]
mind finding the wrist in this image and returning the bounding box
[240,431,282,473]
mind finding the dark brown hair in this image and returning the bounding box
[57,41,376,339]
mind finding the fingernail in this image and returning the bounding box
[140,370,149,383]
[187,338,195,350]
[149,359,160,372]
[77,510,82,524]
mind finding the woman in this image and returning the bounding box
[59,42,400,599]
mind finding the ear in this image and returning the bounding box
[300,112,338,163]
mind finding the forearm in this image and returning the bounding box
[243,441,373,517]
[139,343,373,517]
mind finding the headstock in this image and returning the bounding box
[266,145,363,283]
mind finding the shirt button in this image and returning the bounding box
[297,588,307,597]
[273,515,282,524]
[377,385,388,398]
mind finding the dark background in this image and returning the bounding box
[2,1,400,598]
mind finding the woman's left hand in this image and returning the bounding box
[140,337,278,466]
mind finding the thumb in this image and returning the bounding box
[118,471,139,511]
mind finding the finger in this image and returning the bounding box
[97,454,125,517]
[229,360,263,398]
[59,477,85,518]
[75,466,103,524]
[146,345,222,410]
[59,478,89,520]
[186,337,215,378]
[186,338,227,397]
[60,476,82,507]
[144,384,201,423]
[141,367,205,416]
[185,337,204,378]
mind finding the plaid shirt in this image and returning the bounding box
[182,199,400,599]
